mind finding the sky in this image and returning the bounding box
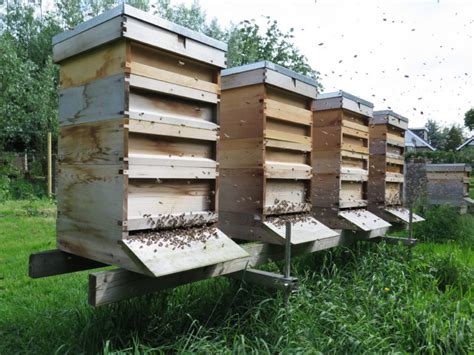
[174,0,473,130]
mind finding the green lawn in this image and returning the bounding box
[1,200,473,354]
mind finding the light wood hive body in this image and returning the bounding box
[54,4,248,277]
[312,91,392,232]
[219,62,338,245]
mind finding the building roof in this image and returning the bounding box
[456,136,474,151]
[405,129,436,151]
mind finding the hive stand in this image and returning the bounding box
[218,61,338,245]
[368,110,424,224]
[311,91,391,236]
[53,4,248,278]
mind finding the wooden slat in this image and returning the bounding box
[129,62,218,94]
[29,250,107,278]
[341,119,369,133]
[386,132,405,145]
[127,211,217,231]
[386,157,404,166]
[264,99,312,126]
[341,150,369,160]
[339,199,368,208]
[127,119,217,141]
[265,139,311,152]
[129,74,218,104]
[265,129,310,145]
[127,165,216,179]
[341,143,369,155]
[265,161,311,179]
[341,126,369,139]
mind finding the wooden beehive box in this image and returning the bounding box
[425,164,472,212]
[54,5,248,277]
[219,61,338,245]
[312,91,391,232]
[368,110,424,223]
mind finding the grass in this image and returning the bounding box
[0,200,473,354]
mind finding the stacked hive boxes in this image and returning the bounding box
[219,61,338,245]
[54,5,248,277]
[368,110,424,223]
[312,91,391,232]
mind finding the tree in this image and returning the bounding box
[443,125,464,151]
[464,108,474,131]
[227,17,321,88]
[425,119,445,149]
[153,1,321,88]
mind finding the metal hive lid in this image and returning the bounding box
[317,90,374,108]
[52,4,227,52]
[373,110,409,123]
[222,61,319,88]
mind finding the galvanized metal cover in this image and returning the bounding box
[317,90,374,108]
[52,4,227,51]
[222,61,319,88]
[372,110,409,124]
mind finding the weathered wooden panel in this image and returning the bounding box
[59,74,126,126]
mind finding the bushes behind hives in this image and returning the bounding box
[413,205,474,245]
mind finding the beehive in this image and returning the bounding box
[312,91,391,232]
[218,61,338,245]
[54,5,248,277]
[368,110,424,223]
[425,164,472,212]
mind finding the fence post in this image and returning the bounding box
[47,132,52,198]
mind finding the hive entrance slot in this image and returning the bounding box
[384,207,425,223]
[262,214,339,245]
[123,226,249,277]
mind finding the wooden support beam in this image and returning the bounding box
[29,249,107,278]
[89,233,353,306]
[227,269,298,291]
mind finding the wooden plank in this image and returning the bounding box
[89,233,355,306]
[130,42,217,83]
[265,129,310,145]
[129,134,213,161]
[29,250,107,278]
[385,173,404,183]
[265,69,317,99]
[59,74,126,126]
[59,40,126,88]
[341,150,368,160]
[339,199,368,208]
[262,217,339,244]
[129,61,218,94]
[341,119,369,133]
[385,208,425,223]
[127,119,217,141]
[127,179,215,218]
[127,111,217,130]
[124,16,226,67]
[339,210,391,232]
[129,91,216,123]
[265,139,311,152]
[386,132,405,145]
[53,16,123,63]
[265,180,307,209]
[341,126,369,139]
[264,99,312,126]
[341,143,369,155]
[265,161,311,179]
[122,228,249,277]
[129,74,217,104]
[58,119,125,165]
[127,164,216,179]
[386,157,404,166]
[127,211,217,231]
